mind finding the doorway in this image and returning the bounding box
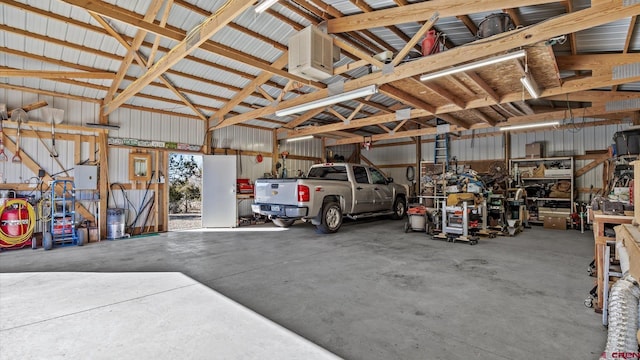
[168,153,202,231]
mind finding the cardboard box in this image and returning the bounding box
[526,143,543,158]
[544,216,567,230]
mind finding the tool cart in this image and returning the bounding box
[43,180,85,250]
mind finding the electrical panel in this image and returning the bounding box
[288,25,335,81]
[74,165,98,190]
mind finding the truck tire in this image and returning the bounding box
[272,218,295,228]
[316,202,342,234]
[391,197,407,220]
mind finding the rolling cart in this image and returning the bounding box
[43,180,85,250]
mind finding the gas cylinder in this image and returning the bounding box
[421,30,440,56]
[0,206,29,237]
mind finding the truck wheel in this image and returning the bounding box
[272,218,295,228]
[391,197,407,220]
[316,202,342,234]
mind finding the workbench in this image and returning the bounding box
[591,211,634,312]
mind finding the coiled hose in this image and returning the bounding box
[0,199,36,247]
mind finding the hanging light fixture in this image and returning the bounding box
[286,135,314,142]
[275,85,378,117]
[499,121,560,131]
[420,50,526,82]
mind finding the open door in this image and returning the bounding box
[202,155,237,228]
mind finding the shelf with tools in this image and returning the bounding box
[509,157,574,228]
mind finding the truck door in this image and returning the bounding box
[369,167,393,211]
[352,165,376,213]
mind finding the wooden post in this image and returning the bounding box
[416,135,422,199]
[98,131,108,240]
[272,129,279,177]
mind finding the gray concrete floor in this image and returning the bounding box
[0,219,605,360]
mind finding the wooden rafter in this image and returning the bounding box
[326,0,562,33]
[91,14,208,121]
[147,0,174,67]
[98,1,254,115]
[103,0,164,102]
[217,3,640,131]
[59,0,323,88]
[0,70,115,79]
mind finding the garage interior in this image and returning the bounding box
[1,0,640,359]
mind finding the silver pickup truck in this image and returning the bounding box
[251,163,408,233]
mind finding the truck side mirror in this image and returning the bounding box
[388,177,394,183]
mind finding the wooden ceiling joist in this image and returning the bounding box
[0,70,115,79]
[218,2,640,131]
[326,0,563,33]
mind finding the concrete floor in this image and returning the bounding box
[0,219,605,360]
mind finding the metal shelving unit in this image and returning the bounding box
[509,157,574,224]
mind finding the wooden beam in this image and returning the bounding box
[327,0,562,33]
[223,3,640,129]
[103,0,164,102]
[465,71,500,103]
[60,0,321,88]
[556,53,640,71]
[2,133,95,223]
[91,14,208,120]
[8,100,48,116]
[0,70,115,79]
[379,84,436,113]
[147,0,174,67]
[503,8,522,27]
[102,0,253,114]
[576,156,609,177]
[392,13,439,66]
[210,54,291,126]
[457,15,478,35]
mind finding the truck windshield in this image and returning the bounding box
[307,166,348,181]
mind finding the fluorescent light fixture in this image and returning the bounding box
[520,72,540,99]
[276,85,378,117]
[255,0,278,13]
[85,122,120,130]
[286,135,314,142]
[499,121,560,131]
[420,50,526,82]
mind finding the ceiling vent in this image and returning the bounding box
[288,25,336,81]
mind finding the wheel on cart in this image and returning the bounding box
[469,240,478,245]
[404,222,410,233]
[43,233,53,250]
[584,297,594,308]
[77,228,87,246]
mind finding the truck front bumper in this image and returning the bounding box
[252,204,308,218]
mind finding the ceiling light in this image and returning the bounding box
[255,0,278,13]
[520,72,540,99]
[420,50,526,82]
[85,122,120,130]
[499,121,560,131]
[286,135,314,142]
[276,85,378,117]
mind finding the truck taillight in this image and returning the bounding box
[297,185,310,202]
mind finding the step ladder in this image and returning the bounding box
[434,133,449,170]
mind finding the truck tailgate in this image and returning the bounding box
[254,179,299,206]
